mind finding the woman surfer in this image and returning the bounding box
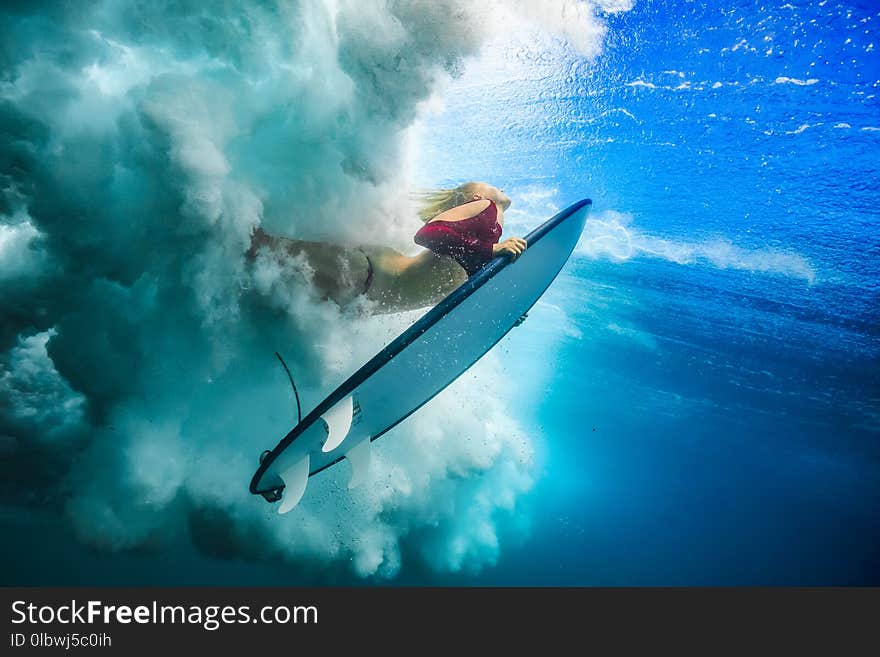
[247,182,527,313]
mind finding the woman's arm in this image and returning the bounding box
[428,199,491,224]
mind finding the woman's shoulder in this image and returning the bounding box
[427,198,492,224]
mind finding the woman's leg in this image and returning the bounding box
[248,228,467,313]
[248,228,371,307]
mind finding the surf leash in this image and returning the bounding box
[274,351,302,424]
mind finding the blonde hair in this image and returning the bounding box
[415,182,480,223]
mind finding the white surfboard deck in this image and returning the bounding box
[250,198,591,512]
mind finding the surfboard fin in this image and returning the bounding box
[321,396,354,453]
[346,439,371,489]
[277,454,310,514]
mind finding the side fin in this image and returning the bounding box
[346,439,371,489]
[277,454,310,514]
[321,396,354,453]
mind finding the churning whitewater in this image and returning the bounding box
[0,1,629,579]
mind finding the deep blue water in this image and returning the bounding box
[414,0,879,584]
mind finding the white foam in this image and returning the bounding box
[774,76,819,86]
[785,123,812,135]
[576,211,816,283]
[0,217,43,279]
[0,331,87,446]
[597,107,638,121]
[500,0,629,58]
[626,79,657,89]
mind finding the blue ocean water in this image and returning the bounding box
[1,0,877,586]
[415,0,879,584]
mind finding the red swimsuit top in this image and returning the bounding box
[413,199,502,277]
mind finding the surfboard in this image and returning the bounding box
[250,197,592,512]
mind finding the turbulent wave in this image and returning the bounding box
[0,1,625,579]
[576,211,816,283]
